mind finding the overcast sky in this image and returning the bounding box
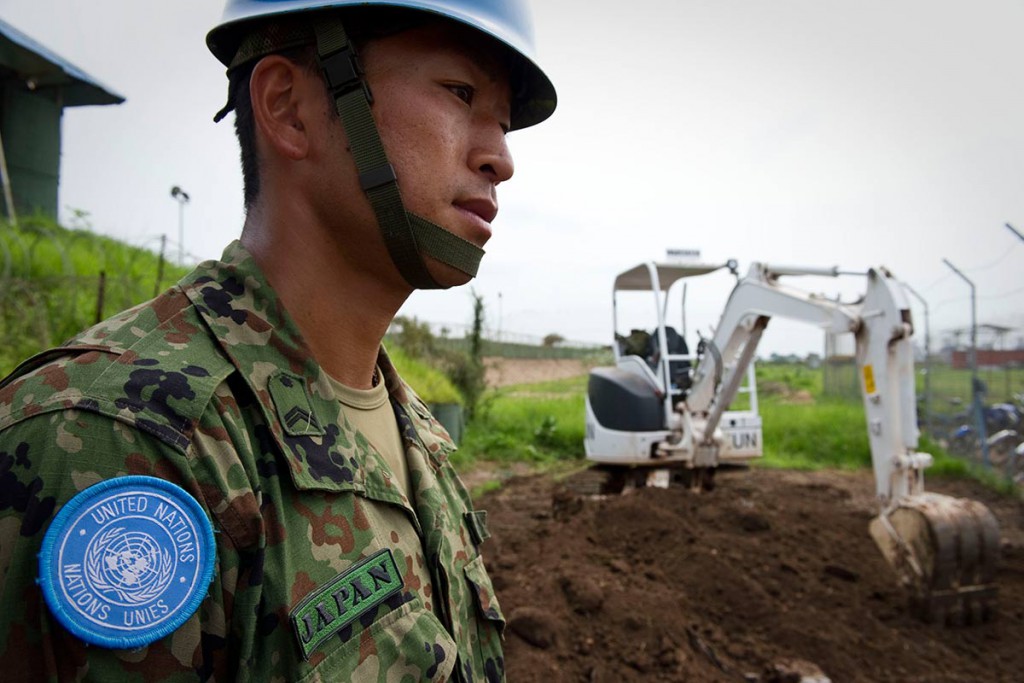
[3,0,1022,355]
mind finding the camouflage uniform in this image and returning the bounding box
[0,241,504,682]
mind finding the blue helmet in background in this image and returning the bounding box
[207,0,556,130]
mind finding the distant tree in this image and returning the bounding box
[392,316,437,359]
[66,206,92,231]
[469,289,485,360]
[447,289,486,418]
[542,333,565,348]
[391,294,488,418]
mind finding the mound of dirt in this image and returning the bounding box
[476,468,1024,682]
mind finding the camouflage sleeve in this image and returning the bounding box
[0,407,229,683]
[1,359,502,682]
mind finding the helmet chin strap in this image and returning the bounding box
[314,20,485,290]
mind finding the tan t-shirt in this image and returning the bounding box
[326,369,410,498]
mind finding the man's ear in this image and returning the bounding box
[249,55,312,161]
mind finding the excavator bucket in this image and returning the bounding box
[869,493,1000,624]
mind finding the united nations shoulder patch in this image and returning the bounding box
[37,476,216,649]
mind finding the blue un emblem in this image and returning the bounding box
[38,476,216,649]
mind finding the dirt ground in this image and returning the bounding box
[476,468,1024,682]
[484,357,592,388]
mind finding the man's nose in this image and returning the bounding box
[471,125,514,185]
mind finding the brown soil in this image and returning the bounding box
[484,357,592,388]
[476,468,1024,682]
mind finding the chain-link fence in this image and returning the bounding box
[916,359,1023,480]
[824,342,1024,482]
[388,319,610,360]
[1,219,184,375]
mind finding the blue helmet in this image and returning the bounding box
[208,0,554,288]
[207,0,556,129]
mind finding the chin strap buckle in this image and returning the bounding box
[359,163,397,192]
[319,46,373,104]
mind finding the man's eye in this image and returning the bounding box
[446,83,475,106]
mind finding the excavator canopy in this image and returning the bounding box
[613,261,732,292]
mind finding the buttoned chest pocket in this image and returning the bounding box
[260,477,449,680]
[297,597,457,683]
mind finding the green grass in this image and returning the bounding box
[386,345,464,405]
[756,397,870,470]
[753,369,1006,481]
[1,216,189,375]
[755,396,980,473]
[921,436,971,477]
[453,376,585,468]
[756,362,823,395]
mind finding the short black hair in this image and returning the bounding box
[229,63,260,210]
[229,47,324,210]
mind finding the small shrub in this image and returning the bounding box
[387,346,463,405]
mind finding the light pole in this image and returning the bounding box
[942,258,988,466]
[902,282,931,439]
[497,291,503,344]
[170,186,190,266]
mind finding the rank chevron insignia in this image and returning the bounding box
[284,406,319,433]
[268,372,324,437]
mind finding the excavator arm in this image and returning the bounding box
[684,264,862,456]
[676,262,1000,622]
[685,264,921,500]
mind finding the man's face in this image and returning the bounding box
[356,21,516,287]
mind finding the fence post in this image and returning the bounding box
[154,234,167,297]
[0,126,17,227]
[942,258,989,466]
[95,271,106,324]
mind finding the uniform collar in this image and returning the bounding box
[179,241,455,494]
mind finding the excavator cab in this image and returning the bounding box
[584,257,1001,623]
[615,326,691,394]
[586,258,763,470]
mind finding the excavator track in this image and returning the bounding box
[870,493,1000,625]
[557,465,716,498]
[557,465,633,496]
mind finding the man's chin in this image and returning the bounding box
[423,257,475,290]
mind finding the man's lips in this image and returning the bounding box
[454,198,498,225]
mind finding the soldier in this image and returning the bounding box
[0,0,556,680]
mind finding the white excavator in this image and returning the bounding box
[583,256,1000,623]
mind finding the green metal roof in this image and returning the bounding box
[0,17,124,107]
